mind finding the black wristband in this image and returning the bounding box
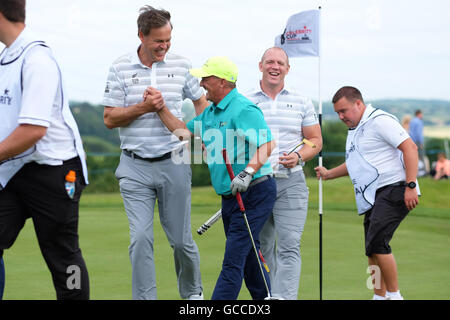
[295,152,304,165]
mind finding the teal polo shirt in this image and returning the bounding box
[187,88,273,196]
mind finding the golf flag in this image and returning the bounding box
[275,9,320,57]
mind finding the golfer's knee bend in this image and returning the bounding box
[278,231,301,251]
[130,228,153,250]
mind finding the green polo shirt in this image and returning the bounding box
[187,88,273,195]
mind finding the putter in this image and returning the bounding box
[287,137,316,155]
[197,209,222,235]
[276,138,317,178]
[222,149,275,300]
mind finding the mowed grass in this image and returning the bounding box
[2,177,450,300]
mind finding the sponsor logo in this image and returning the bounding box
[346,142,356,159]
[132,73,139,84]
[0,88,12,105]
[284,25,313,44]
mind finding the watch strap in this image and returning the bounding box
[295,152,304,165]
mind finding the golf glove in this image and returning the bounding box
[230,169,253,196]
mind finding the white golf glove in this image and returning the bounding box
[230,169,253,196]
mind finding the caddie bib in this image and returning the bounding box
[0,32,89,189]
[345,107,398,214]
[0,40,46,189]
[345,126,379,214]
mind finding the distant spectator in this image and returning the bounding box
[409,110,426,175]
[409,110,424,154]
[433,153,450,180]
[401,115,412,133]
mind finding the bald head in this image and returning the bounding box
[258,47,290,98]
[260,47,289,66]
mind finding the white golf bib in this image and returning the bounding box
[346,107,398,214]
[0,40,46,190]
[0,36,89,189]
[345,130,379,214]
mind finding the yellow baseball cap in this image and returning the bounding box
[189,56,238,83]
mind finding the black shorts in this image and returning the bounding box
[363,184,409,257]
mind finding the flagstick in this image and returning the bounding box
[275,6,323,301]
[318,5,323,301]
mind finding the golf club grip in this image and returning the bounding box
[197,209,222,235]
[222,149,246,213]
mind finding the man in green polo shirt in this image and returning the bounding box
[148,56,277,299]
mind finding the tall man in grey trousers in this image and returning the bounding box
[246,47,323,299]
[102,6,208,300]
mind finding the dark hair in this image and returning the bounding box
[415,110,422,116]
[137,5,172,36]
[332,86,364,104]
[0,0,26,23]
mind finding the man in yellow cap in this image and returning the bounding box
[146,56,277,299]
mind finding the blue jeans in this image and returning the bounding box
[212,176,276,300]
[0,257,4,300]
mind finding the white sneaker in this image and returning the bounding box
[188,292,204,300]
[372,294,387,300]
[265,296,285,300]
[385,291,404,300]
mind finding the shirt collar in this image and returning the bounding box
[2,27,34,61]
[133,45,168,68]
[214,88,238,110]
[360,104,375,123]
[253,80,290,98]
[351,104,375,130]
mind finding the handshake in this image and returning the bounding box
[141,87,166,113]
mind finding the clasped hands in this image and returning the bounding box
[142,87,165,113]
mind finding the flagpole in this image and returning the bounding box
[317,5,323,301]
[274,6,323,301]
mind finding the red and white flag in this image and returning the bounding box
[275,9,320,57]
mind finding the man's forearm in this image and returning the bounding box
[398,138,418,182]
[157,105,192,141]
[298,124,323,162]
[103,103,148,129]
[297,136,322,162]
[323,163,348,180]
[247,140,276,173]
[0,124,47,162]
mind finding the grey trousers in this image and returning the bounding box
[115,152,202,299]
[260,170,308,300]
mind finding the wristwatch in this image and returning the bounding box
[295,152,304,166]
[406,181,416,189]
[244,167,256,176]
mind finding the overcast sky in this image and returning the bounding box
[5,0,450,104]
